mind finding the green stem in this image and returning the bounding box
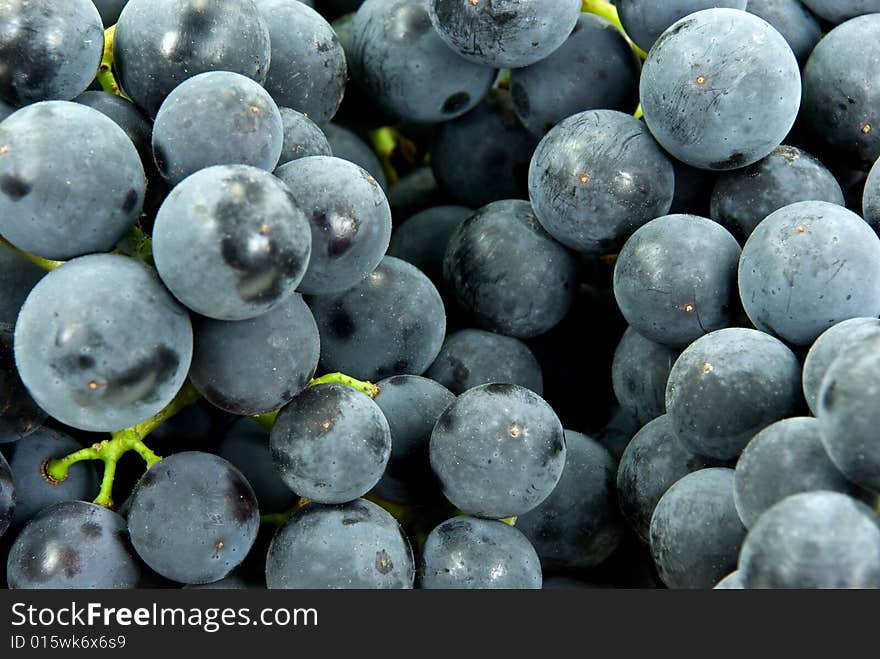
[0,234,65,271]
[252,410,279,431]
[634,103,644,120]
[368,127,401,186]
[124,224,153,265]
[44,382,201,508]
[582,0,648,59]
[309,372,379,399]
[97,25,127,97]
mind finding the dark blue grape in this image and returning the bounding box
[419,516,541,589]
[371,375,455,505]
[7,428,98,528]
[349,0,495,123]
[127,452,260,584]
[73,91,155,176]
[617,0,747,52]
[802,317,880,415]
[430,90,539,209]
[266,499,414,588]
[430,383,565,518]
[321,124,387,191]
[738,201,880,345]
[528,110,674,254]
[668,159,717,216]
[275,156,391,295]
[152,165,311,321]
[594,407,642,464]
[0,101,13,122]
[425,329,543,396]
[746,0,822,65]
[516,431,623,572]
[0,326,45,443]
[15,255,193,432]
[387,205,473,283]
[428,0,580,68]
[612,328,681,425]
[739,491,880,588]
[255,0,347,125]
[7,501,139,589]
[388,168,451,220]
[613,214,742,347]
[864,155,880,232]
[278,108,332,167]
[801,15,880,169]
[817,333,880,492]
[0,0,103,106]
[152,71,283,187]
[0,101,146,260]
[616,415,715,543]
[734,417,861,529]
[0,452,13,539]
[113,0,271,118]
[710,146,845,242]
[443,200,577,338]
[800,0,880,24]
[649,468,746,589]
[509,13,641,137]
[219,419,299,514]
[639,9,801,170]
[308,257,446,381]
[665,328,803,460]
[269,384,391,503]
[189,293,320,416]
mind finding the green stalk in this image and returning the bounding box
[97,25,127,97]
[0,234,64,271]
[582,0,648,59]
[44,382,201,508]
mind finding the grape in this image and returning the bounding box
[864,156,880,232]
[734,417,861,529]
[127,452,260,584]
[665,328,803,460]
[714,571,744,589]
[219,419,299,514]
[801,15,880,169]
[277,108,332,167]
[189,293,320,416]
[113,0,271,118]
[817,333,880,492]
[746,0,822,65]
[613,215,742,347]
[528,110,674,254]
[152,165,311,321]
[594,407,642,464]
[275,156,391,295]
[649,468,746,589]
[372,375,454,505]
[611,328,680,426]
[430,383,565,519]
[0,101,13,122]
[308,257,446,381]
[93,0,129,26]
[0,0,103,106]
[387,168,449,220]
[387,206,473,283]
[152,71,283,187]
[265,499,414,589]
[0,326,45,442]
[6,428,98,528]
[516,431,623,572]
[349,0,495,123]
[430,90,540,209]
[738,201,880,346]
[616,415,714,543]
[710,146,845,242]
[509,13,642,136]
[255,0,347,125]
[428,0,580,69]
[269,384,391,503]
[669,159,716,216]
[443,199,577,339]
[419,516,541,589]
[802,317,880,415]
[0,452,13,539]
[639,9,801,170]
[739,492,880,588]
[799,0,880,24]
[425,329,543,396]
[617,0,748,52]
[7,501,140,589]
[0,101,146,260]
[321,124,388,191]
[73,91,155,173]
[14,254,193,432]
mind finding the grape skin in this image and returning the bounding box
[277,108,333,167]
[0,452,13,540]
[611,328,680,426]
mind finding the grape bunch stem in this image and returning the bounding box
[581,0,648,60]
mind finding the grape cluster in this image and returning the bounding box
[2,0,880,591]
